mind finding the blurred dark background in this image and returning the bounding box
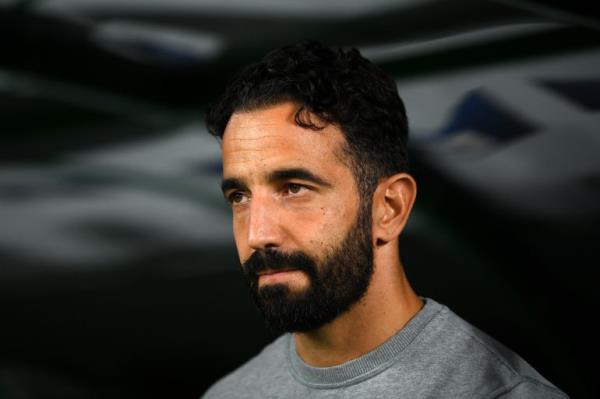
[1,0,599,398]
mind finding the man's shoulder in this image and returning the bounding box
[201,334,290,399]
[414,301,568,398]
[434,305,544,380]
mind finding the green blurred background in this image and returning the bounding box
[1,1,599,397]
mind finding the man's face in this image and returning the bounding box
[221,102,374,332]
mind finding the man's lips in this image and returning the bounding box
[257,268,297,276]
[257,268,304,284]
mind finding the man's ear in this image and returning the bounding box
[372,173,417,246]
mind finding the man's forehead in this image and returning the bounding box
[225,103,298,135]
[222,103,348,165]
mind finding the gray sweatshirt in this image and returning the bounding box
[202,298,569,398]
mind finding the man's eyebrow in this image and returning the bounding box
[268,168,332,187]
[221,177,248,195]
[220,168,332,194]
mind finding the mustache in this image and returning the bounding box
[242,249,317,281]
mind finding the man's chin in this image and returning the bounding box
[257,282,308,300]
[253,284,333,332]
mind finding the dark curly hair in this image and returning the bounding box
[205,40,409,203]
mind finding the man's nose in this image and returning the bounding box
[246,195,283,250]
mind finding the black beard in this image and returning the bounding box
[241,204,373,333]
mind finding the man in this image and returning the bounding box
[202,41,568,398]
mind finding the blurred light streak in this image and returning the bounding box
[93,21,224,66]
[491,0,600,31]
[361,22,562,62]
[0,126,229,267]
[35,0,434,19]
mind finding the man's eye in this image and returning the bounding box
[228,192,248,205]
[286,183,306,195]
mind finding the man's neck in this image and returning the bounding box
[293,257,423,367]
